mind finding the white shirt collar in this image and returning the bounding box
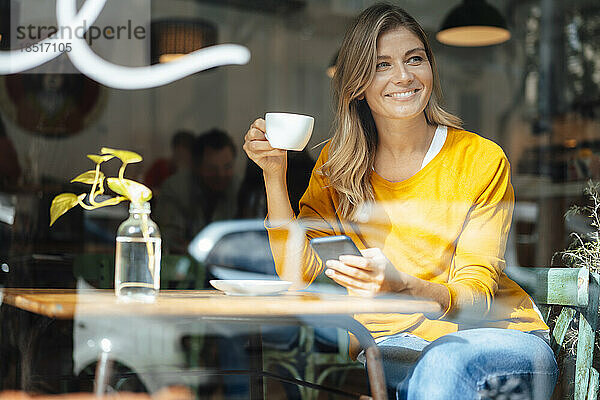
[420,125,447,170]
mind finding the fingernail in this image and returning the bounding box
[325,269,332,276]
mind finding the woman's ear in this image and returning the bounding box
[357,94,365,100]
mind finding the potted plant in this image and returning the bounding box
[555,180,600,390]
[50,147,160,301]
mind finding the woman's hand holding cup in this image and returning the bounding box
[243,118,287,179]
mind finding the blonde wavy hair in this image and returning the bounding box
[322,3,462,220]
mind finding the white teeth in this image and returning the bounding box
[387,90,417,98]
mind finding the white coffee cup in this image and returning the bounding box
[265,112,314,151]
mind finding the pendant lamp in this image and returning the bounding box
[151,19,217,64]
[437,0,510,47]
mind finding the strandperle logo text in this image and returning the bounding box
[16,19,147,46]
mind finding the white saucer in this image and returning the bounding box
[209,279,292,296]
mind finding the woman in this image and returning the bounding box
[243,3,557,399]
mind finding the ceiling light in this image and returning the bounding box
[437,0,510,47]
[151,19,217,64]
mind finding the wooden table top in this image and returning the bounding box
[0,288,441,319]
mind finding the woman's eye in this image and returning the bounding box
[407,56,424,65]
[376,61,391,69]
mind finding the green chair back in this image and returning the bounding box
[510,266,599,400]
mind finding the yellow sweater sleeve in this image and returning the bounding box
[265,143,337,285]
[441,153,514,319]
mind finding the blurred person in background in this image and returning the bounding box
[244,3,557,399]
[144,130,194,194]
[156,128,238,253]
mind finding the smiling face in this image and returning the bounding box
[363,28,433,124]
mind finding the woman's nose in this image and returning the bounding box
[392,65,414,84]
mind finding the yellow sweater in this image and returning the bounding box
[266,127,548,345]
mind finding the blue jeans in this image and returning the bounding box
[375,328,558,400]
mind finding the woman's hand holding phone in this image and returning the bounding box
[325,248,411,297]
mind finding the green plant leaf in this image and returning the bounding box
[107,178,152,204]
[71,170,105,185]
[49,193,86,226]
[101,147,143,164]
[106,178,128,197]
[96,176,105,194]
[87,154,114,164]
[95,196,127,207]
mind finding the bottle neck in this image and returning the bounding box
[130,211,150,219]
[129,202,151,217]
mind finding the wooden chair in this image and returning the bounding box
[508,266,599,400]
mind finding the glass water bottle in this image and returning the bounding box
[115,202,161,301]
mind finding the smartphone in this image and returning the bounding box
[309,235,362,265]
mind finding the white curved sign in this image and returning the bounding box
[0,0,251,89]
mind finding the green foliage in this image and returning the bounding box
[87,154,114,164]
[556,180,600,273]
[555,180,600,356]
[71,170,104,185]
[49,193,86,226]
[106,178,152,205]
[49,148,152,226]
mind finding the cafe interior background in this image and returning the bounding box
[0,0,599,395]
